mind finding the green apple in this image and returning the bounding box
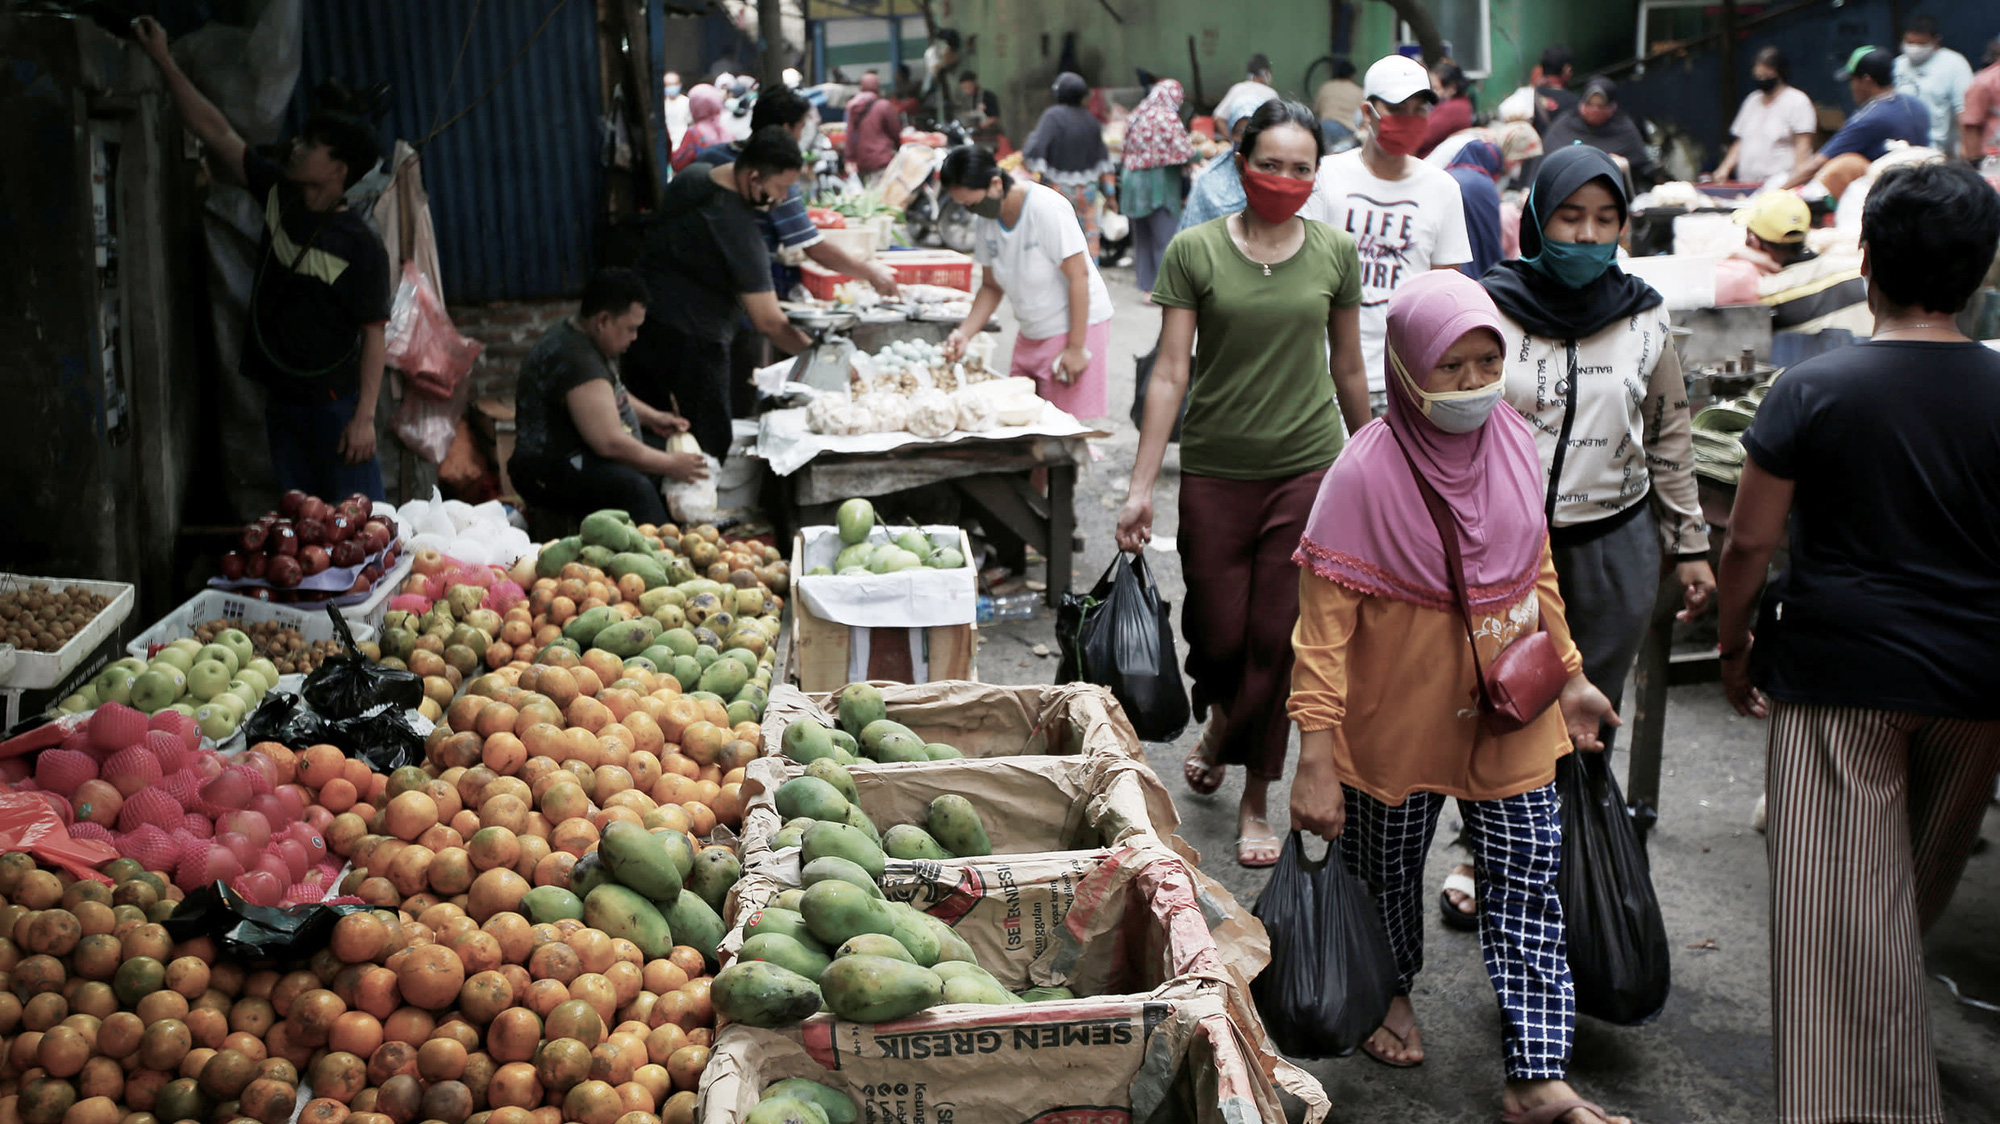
[234,667,269,696]
[73,683,100,708]
[215,628,255,670]
[225,681,259,713]
[110,657,148,677]
[210,690,248,720]
[166,701,198,717]
[129,669,181,714]
[186,658,233,702]
[57,694,93,714]
[168,638,203,658]
[247,657,280,687]
[194,704,239,742]
[91,666,136,706]
[196,643,240,676]
[152,647,194,674]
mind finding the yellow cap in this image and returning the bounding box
[1733,190,1811,244]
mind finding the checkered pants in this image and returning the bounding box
[1339,782,1574,1081]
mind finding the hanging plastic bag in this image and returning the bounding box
[1056,553,1189,741]
[1249,832,1399,1058]
[241,692,425,774]
[1556,750,1672,1025]
[301,608,425,719]
[384,262,483,401]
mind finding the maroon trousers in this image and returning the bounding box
[1175,468,1327,780]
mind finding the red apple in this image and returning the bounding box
[270,523,298,557]
[300,545,331,576]
[245,552,268,580]
[279,490,308,518]
[344,492,373,512]
[360,524,391,555]
[296,518,326,547]
[330,540,366,568]
[301,496,330,525]
[241,524,268,552]
[268,555,303,588]
[327,514,355,544]
[220,551,246,581]
[361,562,384,582]
[348,574,374,595]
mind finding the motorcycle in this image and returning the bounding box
[901,120,977,254]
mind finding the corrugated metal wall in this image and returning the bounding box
[295,0,604,302]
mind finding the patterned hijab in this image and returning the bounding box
[1123,79,1194,171]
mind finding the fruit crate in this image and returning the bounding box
[127,591,375,661]
[799,250,975,301]
[0,574,136,690]
[338,551,416,635]
[733,752,1183,877]
[785,528,976,693]
[711,844,1323,1123]
[758,680,1142,762]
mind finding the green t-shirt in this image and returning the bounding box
[1151,217,1362,480]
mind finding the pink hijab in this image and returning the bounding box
[686,84,730,148]
[1295,270,1546,613]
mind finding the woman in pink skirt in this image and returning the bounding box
[941,146,1115,420]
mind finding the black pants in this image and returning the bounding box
[623,319,735,461]
[511,452,668,526]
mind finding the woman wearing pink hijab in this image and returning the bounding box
[671,84,731,170]
[1288,271,1628,1124]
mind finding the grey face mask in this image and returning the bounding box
[1424,385,1505,433]
[969,195,1004,219]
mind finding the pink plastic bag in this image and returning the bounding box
[385,262,483,401]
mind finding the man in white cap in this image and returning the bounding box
[1302,53,1471,414]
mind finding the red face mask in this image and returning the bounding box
[1238,164,1316,224]
[1371,111,1429,156]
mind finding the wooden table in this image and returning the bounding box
[763,432,1091,608]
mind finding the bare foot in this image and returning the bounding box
[1502,1079,1631,1124]
[1361,995,1424,1066]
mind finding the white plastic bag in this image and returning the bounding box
[661,433,721,524]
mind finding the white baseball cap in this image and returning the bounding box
[1364,54,1436,107]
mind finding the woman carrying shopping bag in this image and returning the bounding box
[1288,269,1627,1124]
[1116,100,1371,867]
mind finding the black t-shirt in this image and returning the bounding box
[240,152,391,399]
[638,166,773,343]
[510,320,641,470]
[1742,340,2000,718]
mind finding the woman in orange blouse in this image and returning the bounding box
[1288,271,1627,1124]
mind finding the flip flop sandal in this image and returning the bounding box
[1183,749,1224,796]
[1235,831,1281,868]
[1438,869,1479,932]
[1499,1098,1622,1124]
[1359,1021,1423,1068]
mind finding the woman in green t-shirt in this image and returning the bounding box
[1116,100,1373,867]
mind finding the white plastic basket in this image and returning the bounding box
[338,552,415,636]
[0,574,137,689]
[128,590,375,661]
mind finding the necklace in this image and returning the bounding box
[1232,216,1277,275]
[1875,323,1943,336]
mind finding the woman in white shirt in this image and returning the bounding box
[942,146,1116,419]
[1712,47,1817,184]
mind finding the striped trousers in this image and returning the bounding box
[1341,782,1574,1081]
[1766,702,2000,1124]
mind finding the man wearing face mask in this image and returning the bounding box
[663,71,691,151]
[1892,15,1973,155]
[1302,54,1472,415]
[623,127,815,462]
[1782,48,1930,197]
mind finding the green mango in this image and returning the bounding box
[931,960,999,984]
[639,645,679,670]
[835,683,886,737]
[583,885,673,960]
[770,825,807,850]
[927,794,992,857]
[650,828,697,884]
[658,628,699,657]
[870,734,930,764]
[858,718,915,754]
[772,888,806,912]
[710,961,822,1028]
[747,1098,829,1124]
[698,657,750,698]
[562,606,620,648]
[536,536,582,579]
[1019,986,1077,1003]
[802,821,886,880]
[922,742,964,761]
[591,620,655,659]
[686,846,741,914]
[568,851,611,899]
[670,655,703,691]
[819,955,942,1023]
[739,933,834,984]
[926,547,966,569]
[781,722,838,763]
[664,889,726,970]
[599,821,681,904]
[742,905,821,948]
[894,905,975,965]
[835,498,875,544]
[941,974,1016,1006]
[775,776,849,823]
[801,856,885,899]
[833,542,874,572]
[581,510,640,552]
[835,933,914,963]
[800,879,900,946]
[882,824,954,861]
[520,885,585,925]
[538,637,581,659]
[802,758,859,805]
[842,803,882,846]
[760,1079,857,1124]
[828,729,860,757]
[608,552,669,589]
[579,544,617,570]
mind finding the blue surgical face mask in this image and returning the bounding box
[1527,237,1619,288]
[664,84,682,99]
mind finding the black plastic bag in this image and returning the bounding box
[241,690,425,774]
[1056,553,1189,741]
[1556,750,1672,1025]
[302,606,424,719]
[1249,832,1399,1058]
[162,881,370,961]
[241,691,329,747]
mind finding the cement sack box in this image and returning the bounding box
[698,981,1296,1124]
[759,680,1143,762]
[719,844,1328,1122]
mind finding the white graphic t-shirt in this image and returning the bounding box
[1301,150,1472,391]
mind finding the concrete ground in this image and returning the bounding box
[963,265,2000,1122]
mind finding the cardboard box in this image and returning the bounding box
[787,528,976,692]
[757,680,1144,762]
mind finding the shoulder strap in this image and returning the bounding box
[1384,418,1493,710]
[1544,340,1580,525]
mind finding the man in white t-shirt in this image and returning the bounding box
[1712,47,1817,184]
[1302,54,1472,408]
[1892,15,1974,155]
